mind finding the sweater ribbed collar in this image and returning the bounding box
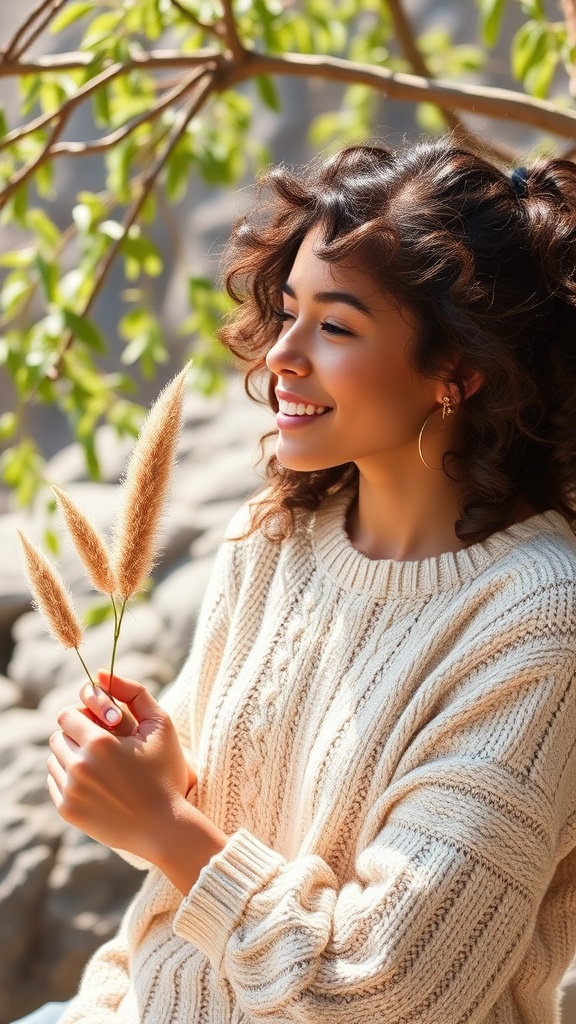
[311,491,573,597]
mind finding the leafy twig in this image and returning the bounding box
[169,0,225,40]
[385,0,516,163]
[1,43,574,141]
[0,112,70,211]
[48,67,208,158]
[0,63,134,156]
[45,71,217,382]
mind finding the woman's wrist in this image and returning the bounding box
[149,798,228,895]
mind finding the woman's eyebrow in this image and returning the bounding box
[282,281,374,316]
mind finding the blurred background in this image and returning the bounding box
[0,0,575,1019]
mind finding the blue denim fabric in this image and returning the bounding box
[11,1002,69,1024]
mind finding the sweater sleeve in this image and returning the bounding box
[172,589,576,1024]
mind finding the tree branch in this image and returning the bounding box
[47,67,208,157]
[1,0,65,61]
[45,70,218,382]
[8,0,69,61]
[384,0,514,162]
[2,47,576,140]
[220,0,246,60]
[0,48,219,77]
[227,50,576,140]
[0,61,129,155]
[386,0,461,132]
[169,0,225,40]
[0,111,70,211]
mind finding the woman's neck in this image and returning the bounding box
[346,469,466,562]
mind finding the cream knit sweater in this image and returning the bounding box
[61,492,576,1024]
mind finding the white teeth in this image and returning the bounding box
[279,399,326,416]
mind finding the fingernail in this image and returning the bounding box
[105,707,121,724]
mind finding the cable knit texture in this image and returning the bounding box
[60,492,576,1024]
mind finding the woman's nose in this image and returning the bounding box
[266,325,311,377]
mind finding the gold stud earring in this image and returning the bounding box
[442,396,454,419]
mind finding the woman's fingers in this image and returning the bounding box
[47,749,67,790]
[79,680,124,728]
[96,670,164,729]
[79,675,138,736]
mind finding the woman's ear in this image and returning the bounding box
[460,368,484,401]
[439,366,484,407]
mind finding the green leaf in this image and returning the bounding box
[39,80,65,116]
[72,203,93,234]
[80,432,101,479]
[118,308,168,377]
[524,49,558,98]
[0,440,44,506]
[25,207,61,247]
[43,528,60,557]
[50,1,94,35]
[120,231,164,278]
[477,0,505,47]
[93,84,111,128]
[255,75,281,112]
[81,9,125,48]
[62,309,106,352]
[511,21,548,81]
[416,102,447,134]
[83,600,116,627]
[104,138,137,202]
[0,247,36,269]
[0,412,17,440]
[519,0,544,17]
[107,398,144,437]
[34,254,59,303]
[0,271,32,315]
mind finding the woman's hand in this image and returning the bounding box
[46,671,224,889]
[77,670,198,795]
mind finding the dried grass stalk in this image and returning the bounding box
[51,485,116,595]
[18,529,84,649]
[111,365,188,599]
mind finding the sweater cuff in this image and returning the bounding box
[173,828,285,970]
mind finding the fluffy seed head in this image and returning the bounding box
[51,485,116,595]
[18,529,84,649]
[111,365,188,599]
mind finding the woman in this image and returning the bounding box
[19,139,576,1023]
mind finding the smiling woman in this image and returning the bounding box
[27,139,576,1024]
[264,226,460,557]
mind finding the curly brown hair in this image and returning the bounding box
[218,139,576,544]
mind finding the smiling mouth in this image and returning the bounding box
[278,399,328,417]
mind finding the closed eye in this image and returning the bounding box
[272,309,355,338]
[272,308,295,324]
[320,321,355,337]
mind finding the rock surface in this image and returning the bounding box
[0,377,270,1023]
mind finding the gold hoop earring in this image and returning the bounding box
[418,397,454,472]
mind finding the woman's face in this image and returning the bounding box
[266,227,450,477]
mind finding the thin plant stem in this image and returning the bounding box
[109,596,127,683]
[74,647,96,686]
